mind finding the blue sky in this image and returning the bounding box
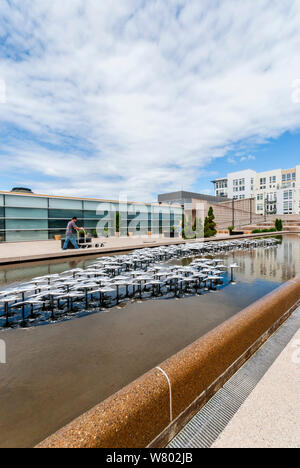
[0,0,300,201]
[194,130,300,194]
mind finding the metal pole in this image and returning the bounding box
[264,197,267,222]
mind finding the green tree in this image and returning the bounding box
[204,207,217,238]
[275,218,283,231]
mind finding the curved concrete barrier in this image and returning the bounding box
[36,275,300,448]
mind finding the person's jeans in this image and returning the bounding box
[62,236,80,250]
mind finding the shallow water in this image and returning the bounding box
[0,234,299,447]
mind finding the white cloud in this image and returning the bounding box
[239,154,256,162]
[227,157,236,164]
[292,79,300,104]
[0,78,6,104]
[0,0,300,200]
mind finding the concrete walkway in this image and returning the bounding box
[169,308,300,449]
[212,326,300,448]
[0,231,292,265]
[0,235,185,264]
[0,236,160,258]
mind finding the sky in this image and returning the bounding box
[0,0,300,201]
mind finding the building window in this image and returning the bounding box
[283,190,293,200]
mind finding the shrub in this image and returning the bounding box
[275,219,283,231]
[116,211,121,233]
[204,207,217,238]
[252,228,277,234]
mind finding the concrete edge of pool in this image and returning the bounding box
[35,273,300,449]
[0,231,295,266]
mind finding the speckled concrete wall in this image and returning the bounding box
[36,275,300,448]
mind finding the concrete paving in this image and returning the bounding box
[168,307,300,449]
[0,231,293,265]
[0,235,185,264]
[212,326,300,448]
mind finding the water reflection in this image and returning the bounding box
[232,235,299,283]
[0,253,117,290]
[171,235,299,286]
[0,235,299,448]
[0,235,299,290]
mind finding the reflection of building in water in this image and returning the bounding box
[0,257,93,288]
[233,236,300,283]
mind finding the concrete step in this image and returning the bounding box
[242,225,300,232]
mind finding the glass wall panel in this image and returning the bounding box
[48,229,65,240]
[49,209,83,219]
[5,195,48,208]
[83,210,101,219]
[49,220,70,230]
[95,202,115,236]
[83,201,103,211]
[6,219,48,230]
[6,230,48,242]
[49,198,83,209]
[0,195,182,242]
[82,220,98,229]
[6,208,48,219]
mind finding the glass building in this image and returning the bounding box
[0,190,183,242]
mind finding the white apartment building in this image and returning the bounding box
[212,169,256,201]
[212,165,300,215]
[213,178,228,198]
[227,169,256,200]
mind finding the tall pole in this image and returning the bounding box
[264,197,267,222]
[232,198,235,228]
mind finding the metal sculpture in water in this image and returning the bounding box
[0,238,280,329]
